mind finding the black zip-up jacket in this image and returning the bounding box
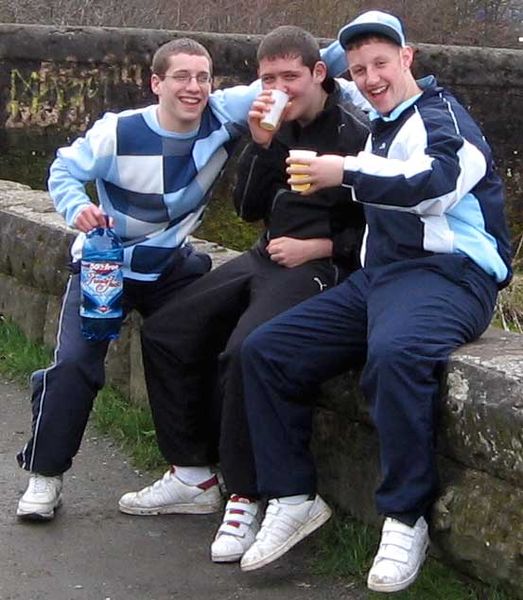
[233,79,369,271]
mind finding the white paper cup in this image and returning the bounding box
[288,149,317,192]
[260,89,289,131]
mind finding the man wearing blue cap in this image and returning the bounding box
[238,9,512,593]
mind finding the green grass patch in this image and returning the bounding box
[312,513,512,600]
[92,386,164,473]
[0,316,52,382]
[0,315,164,473]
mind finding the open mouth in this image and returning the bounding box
[179,96,201,107]
[368,85,387,98]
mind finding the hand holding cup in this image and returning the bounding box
[248,89,289,146]
[286,153,346,194]
[288,150,318,192]
[259,89,289,131]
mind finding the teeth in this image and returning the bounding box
[370,86,387,95]
[180,98,200,105]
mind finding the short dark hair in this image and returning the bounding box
[151,38,213,76]
[345,32,401,51]
[257,26,320,72]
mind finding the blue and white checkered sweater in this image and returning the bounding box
[49,84,262,281]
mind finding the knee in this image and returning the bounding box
[241,325,270,367]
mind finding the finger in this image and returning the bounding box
[251,100,272,112]
[287,164,311,175]
[285,156,311,166]
[97,212,109,228]
[288,174,312,187]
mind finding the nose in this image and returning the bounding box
[273,77,289,95]
[185,77,200,92]
[366,66,380,86]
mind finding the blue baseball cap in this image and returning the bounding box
[338,10,407,49]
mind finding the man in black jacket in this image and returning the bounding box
[117,25,369,562]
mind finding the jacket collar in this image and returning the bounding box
[369,75,437,122]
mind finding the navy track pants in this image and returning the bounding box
[241,255,498,523]
[17,247,210,476]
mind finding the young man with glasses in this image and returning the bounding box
[15,36,362,521]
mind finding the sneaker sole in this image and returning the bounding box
[118,500,222,516]
[211,550,244,563]
[240,501,332,572]
[367,539,429,593]
[16,496,62,521]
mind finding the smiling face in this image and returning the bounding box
[151,52,212,133]
[258,55,327,126]
[347,39,420,116]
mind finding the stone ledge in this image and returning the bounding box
[314,327,523,596]
[0,181,521,596]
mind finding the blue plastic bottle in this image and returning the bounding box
[80,217,124,341]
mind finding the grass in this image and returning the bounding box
[91,385,164,472]
[312,515,513,600]
[495,235,523,333]
[0,316,516,599]
[0,315,164,473]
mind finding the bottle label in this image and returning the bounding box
[80,261,123,318]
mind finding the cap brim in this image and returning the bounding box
[339,23,403,48]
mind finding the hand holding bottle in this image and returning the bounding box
[74,204,111,232]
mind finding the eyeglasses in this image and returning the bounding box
[161,71,212,86]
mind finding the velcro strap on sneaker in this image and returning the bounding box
[376,545,409,563]
[383,521,415,536]
[218,521,249,538]
[224,511,255,526]
[226,500,258,516]
[381,530,413,550]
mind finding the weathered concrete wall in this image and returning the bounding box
[0,181,521,596]
[0,23,521,237]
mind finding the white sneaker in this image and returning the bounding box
[118,468,222,515]
[211,495,261,563]
[240,494,332,571]
[367,516,429,593]
[17,474,63,521]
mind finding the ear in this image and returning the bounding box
[313,60,327,83]
[150,73,161,96]
[400,46,415,70]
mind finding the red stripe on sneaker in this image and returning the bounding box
[197,475,218,491]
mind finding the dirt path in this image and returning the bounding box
[0,377,364,600]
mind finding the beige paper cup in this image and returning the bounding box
[260,89,289,131]
[288,150,317,192]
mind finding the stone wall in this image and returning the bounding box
[0,182,522,597]
[0,24,522,595]
[0,23,521,238]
